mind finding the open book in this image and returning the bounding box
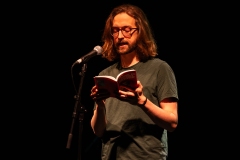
[94,69,137,97]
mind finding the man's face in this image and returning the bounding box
[112,13,138,55]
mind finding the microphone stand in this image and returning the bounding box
[66,63,88,160]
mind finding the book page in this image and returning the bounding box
[116,69,136,80]
[93,69,137,97]
[116,70,137,91]
[94,76,119,97]
[94,75,117,81]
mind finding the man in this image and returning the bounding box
[90,4,178,160]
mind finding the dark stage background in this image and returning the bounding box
[13,1,225,160]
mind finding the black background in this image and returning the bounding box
[9,1,228,159]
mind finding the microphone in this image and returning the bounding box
[74,45,103,64]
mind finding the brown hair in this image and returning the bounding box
[101,4,158,61]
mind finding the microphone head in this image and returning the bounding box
[93,45,103,55]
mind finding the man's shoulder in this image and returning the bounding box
[99,62,119,75]
[144,58,167,66]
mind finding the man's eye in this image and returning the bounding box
[124,27,131,32]
[112,29,118,33]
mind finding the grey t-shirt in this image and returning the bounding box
[96,58,178,160]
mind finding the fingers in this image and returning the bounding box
[118,91,138,104]
[91,85,98,93]
[92,93,109,101]
[135,81,143,96]
[90,80,144,104]
[119,90,135,97]
[90,86,110,102]
[119,86,134,92]
[119,81,143,98]
[118,81,144,104]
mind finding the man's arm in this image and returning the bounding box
[119,81,178,132]
[90,101,107,137]
[139,97,178,132]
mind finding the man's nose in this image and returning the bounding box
[118,30,124,38]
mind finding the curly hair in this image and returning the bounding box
[101,4,158,61]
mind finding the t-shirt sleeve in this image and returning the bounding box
[157,62,178,102]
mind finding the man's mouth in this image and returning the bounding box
[117,42,128,47]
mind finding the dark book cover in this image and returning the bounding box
[94,69,137,97]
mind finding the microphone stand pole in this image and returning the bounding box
[66,63,88,160]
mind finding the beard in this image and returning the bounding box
[114,41,137,55]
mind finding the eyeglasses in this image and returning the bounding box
[111,26,138,38]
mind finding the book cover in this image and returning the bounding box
[94,69,137,97]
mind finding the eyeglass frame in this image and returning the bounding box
[111,26,138,38]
